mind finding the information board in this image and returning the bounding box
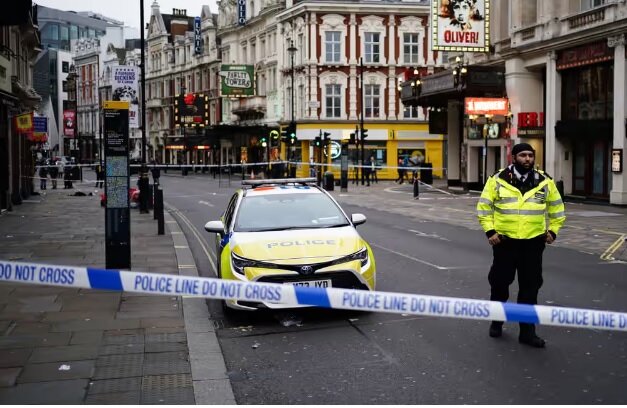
[103,101,131,269]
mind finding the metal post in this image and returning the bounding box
[156,187,164,235]
[360,58,365,185]
[140,0,147,164]
[483,132,488,185]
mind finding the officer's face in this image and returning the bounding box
[513,151,535,170]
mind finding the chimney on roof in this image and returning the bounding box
[151,0,159,15]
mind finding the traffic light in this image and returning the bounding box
[361,128,368,140]
[270,129,279,146]
[349,132,355,145]
[314,136,322,147]
[260,136,267,148]
[287,121,297,145]
[323,131,331,145]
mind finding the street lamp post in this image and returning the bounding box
[288,40,297,177]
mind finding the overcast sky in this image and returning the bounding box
[35,0,218,32]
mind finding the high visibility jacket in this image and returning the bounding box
[477,168,566,239]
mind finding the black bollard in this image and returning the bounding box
[153,182,158,220]
[156,187,164,235]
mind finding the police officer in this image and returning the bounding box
[477,143,566,348]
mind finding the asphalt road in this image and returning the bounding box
[161,172,626,404]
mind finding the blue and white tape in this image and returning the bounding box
[1,259,626,332]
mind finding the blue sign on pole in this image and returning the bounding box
[33,117,48,133]
[237,0,246,25]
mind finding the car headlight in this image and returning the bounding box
[231,253,258,275]
[348,247,369,268]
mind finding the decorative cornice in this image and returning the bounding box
[608,34,625,48]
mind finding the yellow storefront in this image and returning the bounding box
[283,122,444,181]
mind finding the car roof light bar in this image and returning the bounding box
[242,178,317,187]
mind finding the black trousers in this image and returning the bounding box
[488,235,545,330]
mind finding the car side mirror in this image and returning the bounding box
[204,220,225,234]
[351,213,366,226]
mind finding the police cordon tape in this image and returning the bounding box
[1,259,626,332]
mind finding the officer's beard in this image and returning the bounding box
[513,161,533,176]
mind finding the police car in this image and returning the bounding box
[204,178,376,311]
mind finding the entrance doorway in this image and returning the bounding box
[572,137,611,198]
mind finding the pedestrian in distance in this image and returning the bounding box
[363,156,371,186]
[49,161,59,189]
[38,160,48,190]
[64,163,73,189]
[395,158,404,184]
[477,143,566,348]
[370,154,378,184]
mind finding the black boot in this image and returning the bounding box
[519,323,545,348]
[489,321,503,338]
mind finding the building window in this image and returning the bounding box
[70,25,78,40]
[561,63,613,120]
[325,31,341,63]
[47,24,59,41]
[364,32,380,64]
[60,26,69,42]
[403,105,419,119]
[580,0,604,10]
[364,84,380,118]
[325,84,341,118]
[403,33,419,64]
[521,0,537,26]
[62,61,69,73]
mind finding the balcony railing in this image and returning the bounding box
[568,8,605,29]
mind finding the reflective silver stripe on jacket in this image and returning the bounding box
[548,199,563,206]
[477,210,493,216]
[495,208,546,215]
[548,211,566,219]
[527,198,545,204]
[479,197,493,205]
[495,197,518,204]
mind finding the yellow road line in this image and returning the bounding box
[600,234,626,261]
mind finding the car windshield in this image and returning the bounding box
[234,192,350,232]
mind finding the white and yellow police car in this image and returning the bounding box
[204,178,376,311]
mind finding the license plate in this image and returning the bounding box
[289,279,332,288]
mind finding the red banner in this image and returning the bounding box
[63,110,75,138]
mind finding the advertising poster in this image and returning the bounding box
[174,93,209,127]
[63,110,75,137]
[431,0,490,52]
[112,65,139,128]
[219,65,255,97]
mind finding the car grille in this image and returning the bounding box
[257,271,368,291]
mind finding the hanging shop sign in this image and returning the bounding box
[219,65,255,97]
[464,97,508,116]
[431,0,490,52]
[194,17,202,54]
[15,112,33,133]
[63,110,75,137]
[238,0,246,25]
[32,116,48,143]
[174,93,209,127]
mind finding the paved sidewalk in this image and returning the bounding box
[0,179,233,404]
[328,178,627,262]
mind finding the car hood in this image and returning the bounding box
[231,226,363,263]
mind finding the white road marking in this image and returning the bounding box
[198,200,214,207]
[370,242,459,270]
[408,229,451,242]
[165,202,218,276]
